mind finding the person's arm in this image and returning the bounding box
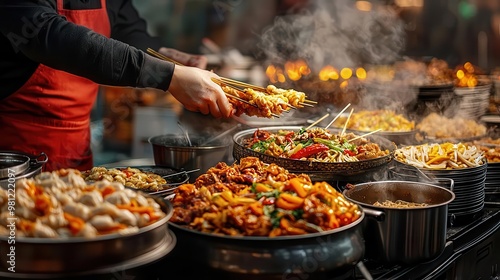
[0,0,173,90]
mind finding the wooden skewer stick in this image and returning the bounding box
[303,99,318,104]
[348,129,383,143]
[220,77,267,92]
[146,48,184,66]
[212,78,280,118]
[299,102,314,107]
[305,113,330,130]
[341,108,354,137]
[324,103,351,129]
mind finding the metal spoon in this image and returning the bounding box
[177,121,192,147]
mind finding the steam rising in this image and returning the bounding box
[257,0,419,112]
[257,0,406,70]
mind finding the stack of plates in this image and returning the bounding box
[485,162,500,205]
[392,160,487,226]
[454,84,492,120]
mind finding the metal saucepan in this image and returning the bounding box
[343,181,455,265]
[0,152,48,179]
[168,210,366,277]
[149,135,231,182]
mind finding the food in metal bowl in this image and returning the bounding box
[468,137,500,163]
[81,166,168,191]
[373,199,429,208]
[332,109,415,132]
[0,169,168,238]
[416,113,487,140]
[241,127,389,162]
[170,156,361,237]
[394,142,485,169]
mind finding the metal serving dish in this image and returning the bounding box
[0,151,47,189]
[98,165,191,195]
[169,209,365,277]
[233,126,396,182]
[0,197,175,276]
[0,151,47,179]
[149,135,231,182]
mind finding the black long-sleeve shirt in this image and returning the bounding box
[0,0,175,99]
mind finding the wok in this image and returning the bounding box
[168,209,365,278]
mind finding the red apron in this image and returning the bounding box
[0,0,111,171]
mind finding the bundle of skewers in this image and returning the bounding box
[146,48,316,118]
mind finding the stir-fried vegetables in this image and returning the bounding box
[395,142,485,169]
[242,127,389,162]
[170,157,361,237]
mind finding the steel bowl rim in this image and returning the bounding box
[168,209,365,241]
[0,196,173,244]
[343,180,456,210]
[148,135,228,149]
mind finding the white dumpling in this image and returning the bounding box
[33,221,58,238]
[115,209,137,226]
[105,191,130,205]
[78,191,103,207]
[90,202,120,218]
[39,211,68,229]
[76,223,98,238]
[63,202,91,221]
[89,215,117,231]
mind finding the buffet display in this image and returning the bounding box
[170,156,361,237]
[0,169,175,275]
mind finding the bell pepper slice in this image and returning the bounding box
[290,143,329,159]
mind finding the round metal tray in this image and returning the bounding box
[0,197,174,274]
[0,230,176,279]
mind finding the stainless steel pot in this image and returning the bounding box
[149,135,230,182]
[0,152,47,179]
[343,181,455,265]
[168,210,365,277]
[0,197,174,276]
[0,152,47,189]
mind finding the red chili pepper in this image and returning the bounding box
[290,143,329,159]
[357,147,364,154]
[343,149,356,156]
[285,131,295,142]
[263,197,275,205]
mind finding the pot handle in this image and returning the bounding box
[30,152,48,165]
[362,207,385,222]
[434,177,454,192]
